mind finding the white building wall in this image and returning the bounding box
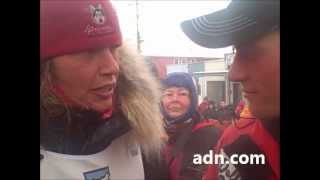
[198,59,229,103]
[198,75,226,98]
[166,64,188,74]
[204,59,225,72]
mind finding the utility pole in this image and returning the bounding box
[136,0,141,53]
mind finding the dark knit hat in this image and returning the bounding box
[161,72,198,125]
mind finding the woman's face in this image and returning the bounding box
[161,87,191,119]
[51,47,119,113]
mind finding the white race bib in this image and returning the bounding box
[40,131,144,180]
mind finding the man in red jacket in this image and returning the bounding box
[181,0,279,179]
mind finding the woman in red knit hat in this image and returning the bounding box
[40,0,168,179]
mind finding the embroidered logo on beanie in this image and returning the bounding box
[90,4,106,25]
[85,3,116,36]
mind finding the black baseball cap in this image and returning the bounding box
[181,0,279,48]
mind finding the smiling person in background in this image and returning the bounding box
[161,72,221,180]
[40,0,168,179]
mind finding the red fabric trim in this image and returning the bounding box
[204,118,279,180]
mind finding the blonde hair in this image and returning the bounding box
[116,44,166,159]
[40,43,166,160]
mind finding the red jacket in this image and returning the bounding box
[203,118,279,180]
[163,119,222,180]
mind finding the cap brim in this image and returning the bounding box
[181,8,268,48]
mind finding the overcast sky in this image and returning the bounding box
[112,0,232,58]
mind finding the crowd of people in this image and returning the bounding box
[40,0,279,179]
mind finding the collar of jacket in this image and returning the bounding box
[41,108,131,155]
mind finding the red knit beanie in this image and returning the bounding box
[40,0,122,61]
